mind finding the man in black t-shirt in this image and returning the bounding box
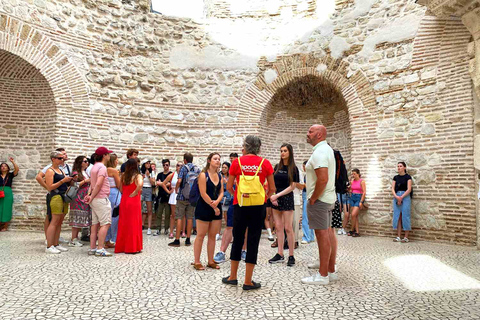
[153,159,173,236]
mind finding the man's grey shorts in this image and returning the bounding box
[175,200,194,220]
[307,199,334,230]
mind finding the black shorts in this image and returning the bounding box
[271,193,294,212]
[194,200,222,222]
[266,199,272,208]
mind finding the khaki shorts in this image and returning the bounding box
[50,194,69,215]
[307,199,334,230]
[175,200,194,220]
[90,197,112,226]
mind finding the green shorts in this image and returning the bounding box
[50,195,69,215]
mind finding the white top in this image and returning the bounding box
[168,172,178,205]
[107,176,116,188]
[306,140,336,204]
[143,170,153,188]
[293,169,304,206]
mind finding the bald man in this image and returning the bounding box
[301,125,338,285]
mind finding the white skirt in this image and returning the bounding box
[168,192,177,205]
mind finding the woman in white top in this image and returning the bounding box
[141,160,155,235]
[106,154,121,248]
[162,162,183,239]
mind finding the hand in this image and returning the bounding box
[84,178,90,184]
[360,203,364,210]
[214,207,221,216]
[156,180,163,187]
[209,200,216,209]
[168,189,173,194]
[130,192,138,198]
[8,157,14,162]
[166,182,171,188]
[271,199,279,207]
[83,195,91,204]
[63,176,73,183]
[270,194,278,202]
[309,198,316,206]
[397,199,402,206]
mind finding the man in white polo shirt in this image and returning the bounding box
[301,125,338,285]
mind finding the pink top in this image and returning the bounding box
[351,179,363,194]
[90,162,110,199]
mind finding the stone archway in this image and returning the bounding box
[0,14,90,227]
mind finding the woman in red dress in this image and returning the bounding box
[115,158,143,254]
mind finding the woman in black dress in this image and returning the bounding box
[192,153,224,270]
[268,143,299,267]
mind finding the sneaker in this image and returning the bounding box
[287,256,295,267]
[401,237,409,243]
[268,253,285,264]
[147,228,152,235]
[337,228,343,235]
[95,248,112,257]
[267,235,274,241]
[241,250,247,261]
[181,233,186,238]
[153,230,161,236]
[45,246,61,254]
[393,237,401,242]
[87,248,97,255]
[168,233,174,239]
[301,240,308,244]
[185,238,191,246]
[329,272,339,282]
[214,252,226,264]
[301,272,329,285]
[342,229,347,235]
[307,261,320,269]
[44,240,47,246]
[168,239,180,247]
[55,245,68,252]
[216,234,221,241]
[68,238,84,247]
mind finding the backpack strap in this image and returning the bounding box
[254,159,265,177]
[238,158,245,178]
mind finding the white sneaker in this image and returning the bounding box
[87,248,97,255]
[55,245,68,252]
[45,246,61,254]
[337,228,343,235]
[68,238,84,247]
[45,240,47,245]
[301,272,329,285]
[394,237,401,242]
[95,248,113,257]
[147,228,152,235]
[342,229,347,235]
[328,272,339,282]
[216,234,221,241]
[301,240,308,244]
[307,261,320,269]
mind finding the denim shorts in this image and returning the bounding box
[337,193,349,206]
[349,193,362,207]
[141,187,153,202]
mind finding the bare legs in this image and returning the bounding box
[175,218,192,240]
[71,227,80,241]
[90,223,110,250]
[142,201,153,229]
[396,214,410,239]
[220,227,233,252]
[315,228,337,277]
[273,209,295,257]
[46,214,65,247]
[169,204,176,235]
[194,220,222,265]
[350,206,360,233]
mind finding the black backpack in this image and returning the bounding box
[334,150,348,195]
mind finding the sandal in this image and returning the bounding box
[192,263,205,270]
[271,240,278,248]
[347,231,354,236]
[207,262,220,269]
[352,232,360,237]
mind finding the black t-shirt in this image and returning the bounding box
[273,164,299,194]
[120,162,126,173]
[393,174,412,193]
[0,172,16,188]
[156,171,172,202]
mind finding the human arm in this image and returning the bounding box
[226,174,235,195]
[130,174,144,197]
[308,167,328,206]
[400,179,412,199]
[266,174,276,199]
[270,183,296,202]
[359,180,367,210]
[296,182,306,190]
[36,171,48,190]
[45,169,72,192]
[113,170,121,189]
[9,157,19,176]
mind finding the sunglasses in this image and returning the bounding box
[176,164,182,167]
[56,157,64,160]
[163,164,170,167]
[83,160,89,163]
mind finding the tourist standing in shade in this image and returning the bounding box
[193,153,224,270]
[348,168,366,237]
[45,151,73,254]
[120,149,139,173]
[0,157,19,232]
[222,135,275,290]
[215,161,232,241]
[300,161,314,244]
[392,162,412,243]
[141,160,155,235]
[162,162,183,239]
[105,154,121,248]
[68,156,91,247]
[168,153,200,247]
[115,158,143,254]
[154,159,173,236]
[268,144,300,267]
[84,147,113,257]
[301,125,337,285]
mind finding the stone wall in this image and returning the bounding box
[0,0,477,246]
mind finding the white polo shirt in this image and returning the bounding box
[306,140,336,204]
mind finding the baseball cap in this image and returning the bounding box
[141,158,151,165]
[95,147,113,156]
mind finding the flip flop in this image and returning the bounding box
[207,263,220,269]
[192,263,205,270]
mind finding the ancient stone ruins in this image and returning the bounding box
[0,0,479,247]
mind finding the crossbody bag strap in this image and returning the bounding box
[1,174,8,191]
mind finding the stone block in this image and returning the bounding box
[406,154,427,167]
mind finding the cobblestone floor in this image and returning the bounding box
[1,230,480,320]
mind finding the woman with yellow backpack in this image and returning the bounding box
[222,135,275,291]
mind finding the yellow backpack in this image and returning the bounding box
[237,157,265,207]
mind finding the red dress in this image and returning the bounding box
[115,182,143,253]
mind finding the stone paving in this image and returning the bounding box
[1,231,480,320]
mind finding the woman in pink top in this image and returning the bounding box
[347,168,366,237]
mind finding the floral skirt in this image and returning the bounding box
[69,185,92,228]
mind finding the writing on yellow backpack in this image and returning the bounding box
[237,157,265,207]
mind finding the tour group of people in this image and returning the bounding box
[0,124,413,288]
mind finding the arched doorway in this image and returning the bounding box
[259,74,351,167]
[0,49,56,223]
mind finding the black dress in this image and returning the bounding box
[194,172,222,222]
[271,164,299,212]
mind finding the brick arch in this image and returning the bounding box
[238,53,376,131]
[0,14,89,110]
